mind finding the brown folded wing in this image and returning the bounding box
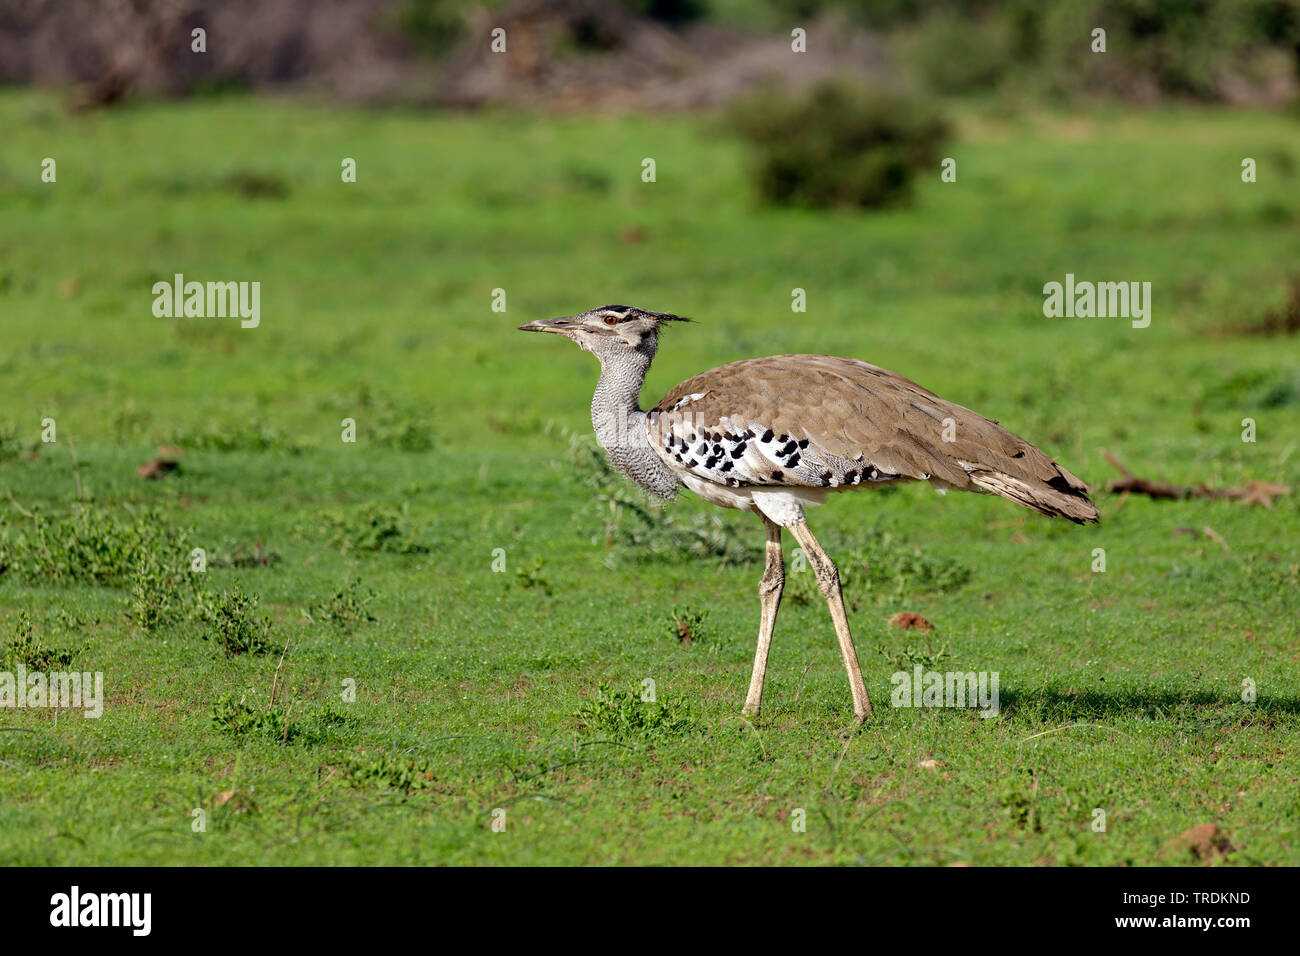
[648,354,1098,523]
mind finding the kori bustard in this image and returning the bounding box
[520,305,1098,722]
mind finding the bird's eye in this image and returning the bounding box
[603,315,618,326]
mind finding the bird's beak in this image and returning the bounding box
[518,316,575,334]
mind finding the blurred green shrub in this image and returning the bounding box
[905,0,1300,102]
[396,0,467,57]
[775,0,1300,103]
[910,13,1010,94]
[729,79,950,209]
[1029,0,1252,100]
[625,0,710,26]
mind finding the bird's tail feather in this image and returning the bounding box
[966,469,1100,524]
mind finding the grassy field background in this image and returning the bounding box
[0,91,1297,864]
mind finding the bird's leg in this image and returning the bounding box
[788,521,873,722]
[743,516,785,718]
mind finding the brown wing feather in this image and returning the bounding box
[652,355,1098,522]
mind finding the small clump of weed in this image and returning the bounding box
[841,536,971,603]
[666,605,710,644]
[512,558,550,595]
[1205,277,1300,338]
[318,385,434,451]
[210,692,292,742]
[52,609,100,631]
[210,693,352,745]
[341,752,434,793]
[314,580,378,630]
[193,585,275,656]
[3,610,82,670]
[999,768,1042,832]
[325,501,431,554]
[786,530,971,609]
[875,637,953,672]
[784,569,818,607]
[210,540,282,569]
[368,399,435,452]
[292,701,356,744]
[0,421,29,462]
[572,681,699,742]
[126,550,196,631]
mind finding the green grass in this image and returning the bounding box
[0,92,1298,865]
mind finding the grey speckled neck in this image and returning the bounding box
[590,335,681,500]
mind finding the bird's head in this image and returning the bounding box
[518,305,690,361]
